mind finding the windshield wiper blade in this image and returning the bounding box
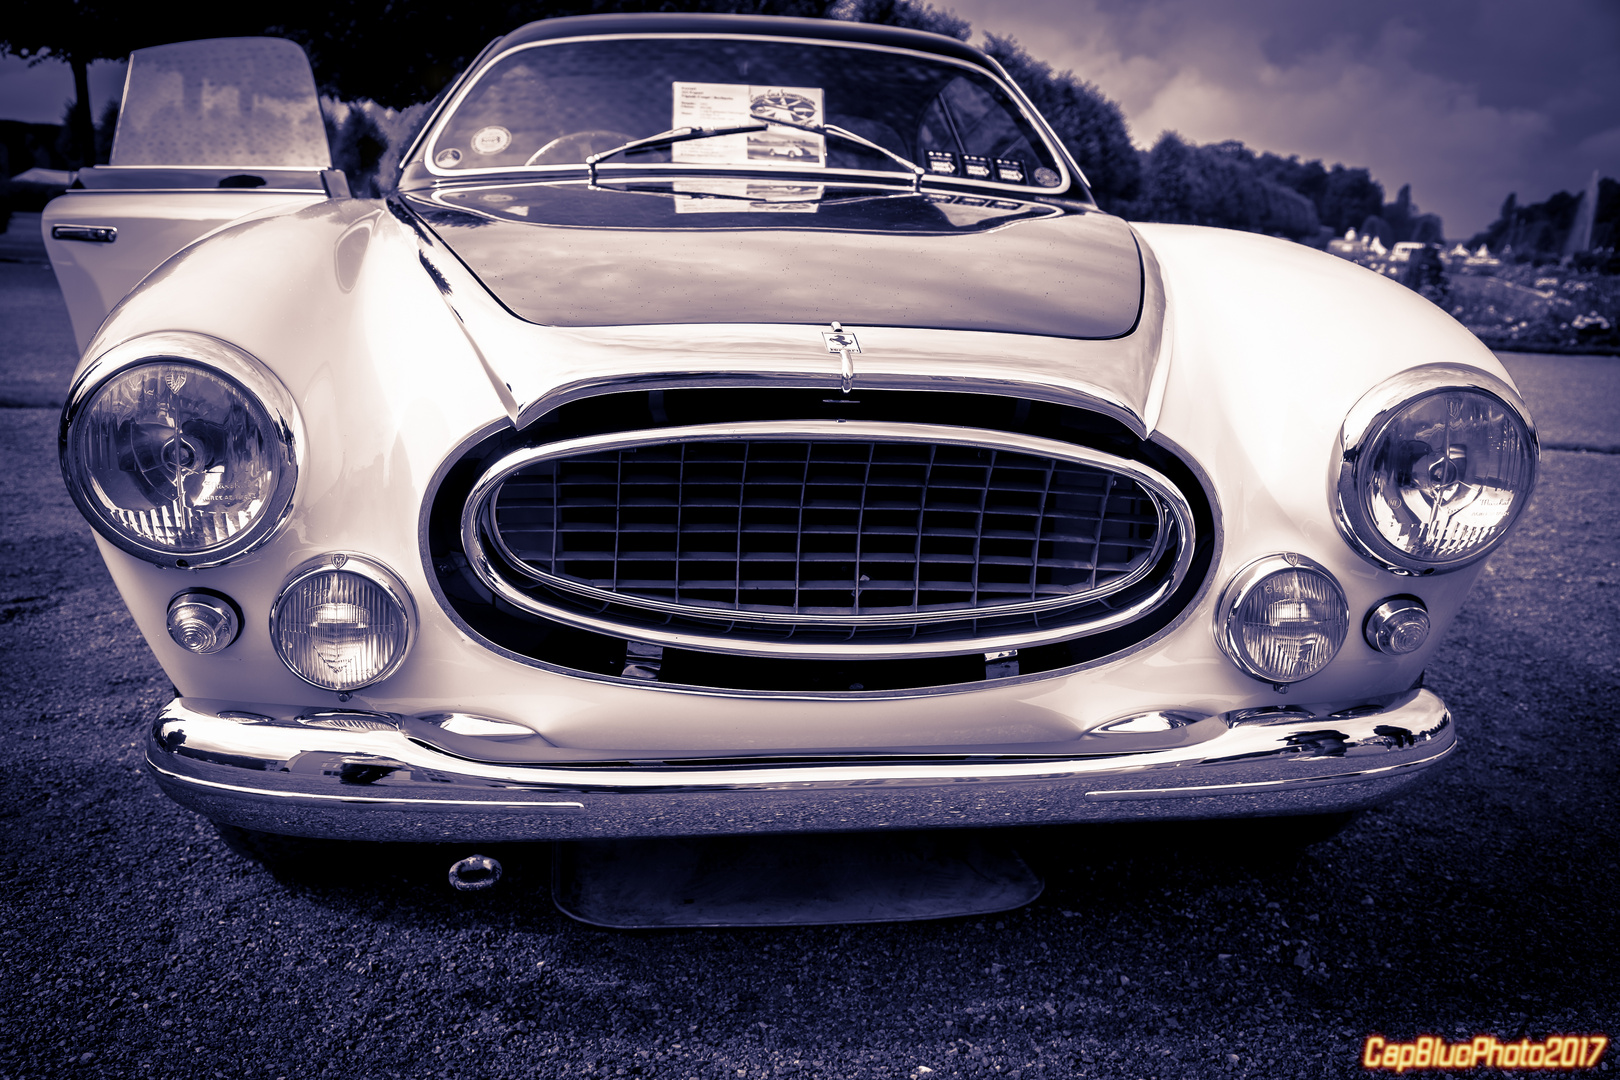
[760,117,928,191]
[581,124,768,180]
[581,117,930,191]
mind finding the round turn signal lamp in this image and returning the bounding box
[1216,553,1349,686]
[1363,596,1431,655]
[166,590,241,654]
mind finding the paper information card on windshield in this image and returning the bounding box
[671,83,826,167]
[672,180,822,214]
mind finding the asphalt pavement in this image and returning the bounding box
[2,210,1617,1079]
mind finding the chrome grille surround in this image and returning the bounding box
[461,421,1195,658]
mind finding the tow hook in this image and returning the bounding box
[448,854,502,892]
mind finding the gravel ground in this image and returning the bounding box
[2,211,1617,1078]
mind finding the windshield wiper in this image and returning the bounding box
[761,117,928,191]
[581,117,930,190]
[581,124,768,180]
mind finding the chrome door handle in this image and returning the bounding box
[51,224,118,243]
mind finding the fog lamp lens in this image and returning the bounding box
[165,591,240,654]
[1363,596,1431,655]
[272,556,411,691]
[1217,554,1348,684]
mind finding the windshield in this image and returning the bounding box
[423,36,1066,189]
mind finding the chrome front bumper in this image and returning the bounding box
[146,689,1454,842]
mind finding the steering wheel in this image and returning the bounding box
[525,131,637,166]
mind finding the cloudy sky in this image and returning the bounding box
[945,0,1619,235]
[2,0,1615,236]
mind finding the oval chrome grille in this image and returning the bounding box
[462,422,1195,658]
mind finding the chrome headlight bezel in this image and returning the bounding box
[270,553,416,692]
[1215,552,1349,685]
[1332,364,1537,575]
[59,332,304,568]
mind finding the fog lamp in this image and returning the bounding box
[1217,554,1348,685]
[271,555,412,691]
[1363,596,1431,655]
[165,590,240,654]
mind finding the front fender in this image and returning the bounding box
[1137,223,1524,696]
[72,199,510,706]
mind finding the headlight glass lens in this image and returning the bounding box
[273,562,411,691]
[1359,389,1534,568]
[1220,556,1348,684]
[66,361,285,560]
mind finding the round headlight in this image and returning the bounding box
[61,334,300,568]
[1335,367,1537,574]
[1216,553,1349,685]
[271,555,413,692]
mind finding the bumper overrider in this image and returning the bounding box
[147,689,1453,842]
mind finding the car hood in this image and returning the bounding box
[402,181,1143,339]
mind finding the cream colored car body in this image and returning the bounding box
[44,20,1523,841]
[56,194,1496,743]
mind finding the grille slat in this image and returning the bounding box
[490,433,1171,627]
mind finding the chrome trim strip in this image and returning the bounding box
[1082,746,1452,800]
[144,765,585,811]
[466,420,1190,622]
[1331,364,1539,575]
[58,331,305,569]
[84,165,332,172]
[146,689,1454,841]
[459,421,1195,657]
[56,188,324,195]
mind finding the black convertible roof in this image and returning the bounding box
[494,12,993,69]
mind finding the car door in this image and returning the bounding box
[42,37,347,351]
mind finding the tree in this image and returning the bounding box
[1317,166,1384,235]
[1410,213,1444,245]
[1383,183,1413,240]
[3,1,854,137]
[5,4,143,165]
[833,0,969,39]
[1134,132,1206,224]
[1467,184,1613,258]
[272,0,865,108]
[1360,214,1393,249]
[1125,135,1319,238]
[3,4,291,165]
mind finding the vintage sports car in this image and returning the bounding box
[46,16,1536,881]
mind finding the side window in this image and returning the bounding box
[915,75,1045,180]
[939,77,1035,160]
[916,97,956,159]
[112,38,330,168]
